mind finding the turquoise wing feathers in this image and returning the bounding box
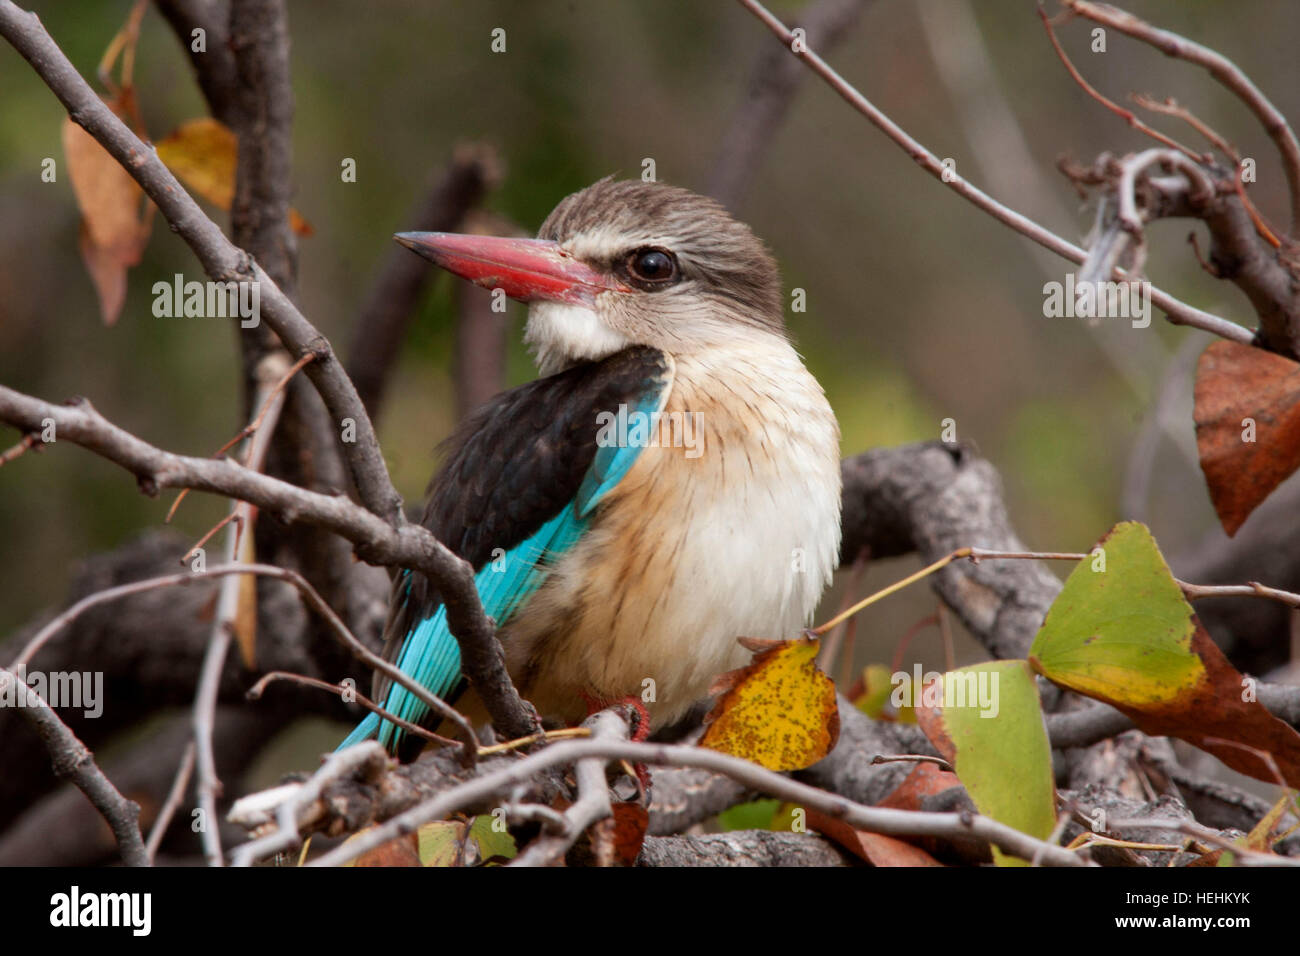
[339,346,673,756]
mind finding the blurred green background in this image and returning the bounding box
[3,0,1297,693]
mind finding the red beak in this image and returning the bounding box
[394,232,627,305]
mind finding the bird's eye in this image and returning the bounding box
[625,247,678,285]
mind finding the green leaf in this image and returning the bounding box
[718,799,781,831]
[468,814,517,863]
[1030,521,1201,704]
[919,660,1057,867]
[416,821,467,867]
[1030,521,1300,788]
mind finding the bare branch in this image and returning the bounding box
[509,710,629,866]
[639,830,853,866]
[0,0,401,523]
[1038,6,1204,162]
[153,0,239,125]
[304,727,1089,868]
[248,671,460,749]
[0,384,538,740]
[838,443,1063,661]
[1107,815,1299,866]
[193,351,287,864]
[732,0,1254,346]
[1065,0,1300,234]
[0,668,148,866]
[708,0,872,208]
[230,741,390,867]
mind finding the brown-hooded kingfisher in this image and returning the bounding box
[340,179,842,759]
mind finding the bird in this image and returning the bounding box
[340,178,842,760]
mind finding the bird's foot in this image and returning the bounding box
[579,691,651,741]
[580,692,652,796]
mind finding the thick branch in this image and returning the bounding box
[153,0,239,125]
[0,668,148,866]
[839,442,1063,660]
[638,831,853,866]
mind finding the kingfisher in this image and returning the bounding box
[340,179,842,760]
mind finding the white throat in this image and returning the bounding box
[525,301,632,375]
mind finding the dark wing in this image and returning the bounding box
[356,345,672,753]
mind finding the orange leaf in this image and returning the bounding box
[606,802,649,867]
[351,833,421,867]
[156,118,313,236]
[63,112,151,325]
[234,520,258,668]
[1108,625,1300,788]
[803,808,944,866]
[1194,340,1300,536]
[876,761,964,812]
[700,635,839,772]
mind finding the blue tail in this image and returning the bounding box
[338,381,663,755]
[338,709,381,750]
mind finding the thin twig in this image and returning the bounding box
[1065,0,1300,234]
[247,671,457,749]
[193,359,288,866]
[6,557,478,762]
[1038,6,1204,162]
[146,742,195,863]
[1131,93,1281,248]
[870,753,954,773]
[732,0,1254,346]
[1179,580,1300,610]
[1106,816,1299,866]
[230,741,390,867]
[477,727,591,756]
[181,511,241,565]
[510,710,628,866]
[219,354,317,467]
[0,431,39,466]
[1115,148,1215,235]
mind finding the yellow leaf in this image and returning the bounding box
[700,635,839,771]
[156,118,313,235]
[156,118,237,208]
[416,820,469,866]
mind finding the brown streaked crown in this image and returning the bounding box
[538,178,785,331]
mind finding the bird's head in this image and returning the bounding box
[396,179,785,373]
